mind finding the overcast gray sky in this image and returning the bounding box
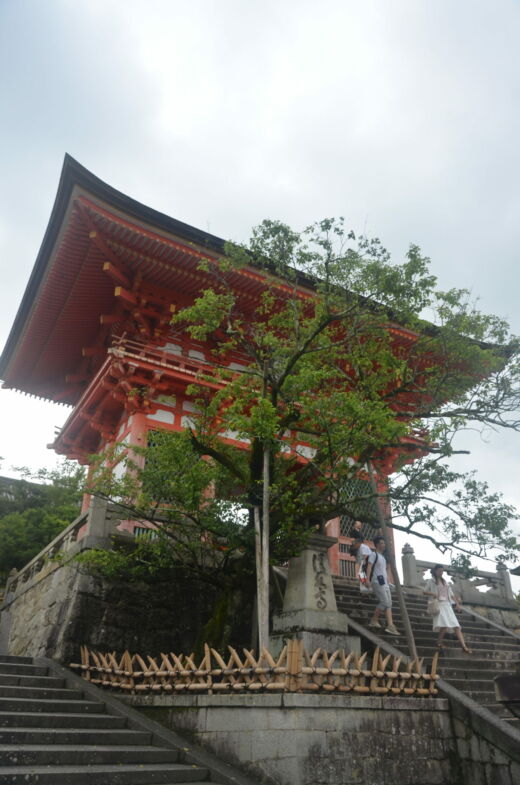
[1,0,519,582]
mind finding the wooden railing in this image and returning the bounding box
[71,640,439,697]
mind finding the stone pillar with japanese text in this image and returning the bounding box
[270,532,360,655]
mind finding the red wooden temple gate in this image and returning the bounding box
[0,156,427,573]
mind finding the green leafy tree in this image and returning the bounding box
[85,219,520,646]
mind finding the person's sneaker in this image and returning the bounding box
[385,624,400,635]
[369,619,381,628]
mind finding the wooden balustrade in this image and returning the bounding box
[71,641,439,697]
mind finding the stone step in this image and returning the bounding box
[0,674,65,688]
[0,727,152,745]
[337,599,506,626]
[0,655,33,665]
[0,744,181,766]
[354,625,512,644]
[415,638,520,653]
[0,697,106,714]
[344,615,502,633]
[338,609,510,636]
[0,685,84,701]
[465,692,504,704]
[0,763,209,783]
[447,678,498,693]
[437,667,515,681]
[408,629,519,645]
[337,597,444,611]
[335,581,520,736]
[0,711,127,728]
[483,703,516,719]
[0,663,49,677]
[342,615,495,636]
[432,653,519,668]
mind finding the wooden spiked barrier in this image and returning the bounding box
[71,641,439,697]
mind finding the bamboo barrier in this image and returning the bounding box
[70,641,439,697]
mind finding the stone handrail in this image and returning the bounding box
[3,497,121,601]
[401,543,516,607]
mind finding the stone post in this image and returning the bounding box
[496,562,514,601]
[270,532,360,655]
[84,496,112,546]
[0,568,18,654]
[4,568,18,598]
[402,543,419,587]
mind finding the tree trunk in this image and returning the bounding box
[261,444,270,649]
[254,505,269,651]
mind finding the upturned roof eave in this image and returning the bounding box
[0,154,229,381]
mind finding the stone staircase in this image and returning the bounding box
[0,653,257,784]
[334,578,520,730]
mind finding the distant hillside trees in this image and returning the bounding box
[0,463,85,579]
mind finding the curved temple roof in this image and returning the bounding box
[0,155,236,402]
[0,157,448,471]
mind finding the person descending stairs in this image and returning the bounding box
[334,577,520,730]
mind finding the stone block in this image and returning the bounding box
[273,608,348,633]
[294,730,327,759]
[249,729,287,761]
[421,759,446,785]
[272,755,301,785]
[282,692,382,710]
[299,708,361,733]
[269,707,310,731]
[452,717,471,741]
[470,733,482,762]
[510,761,520,784]
[439,755,461,785]
[461,759,486,785]
[487,763,512,785]
[488,743,513,767]
[169,705,205,733]
[192,693,282,709]
[477,737,492,764]
[207,729,253,764]
[203,707,267,733]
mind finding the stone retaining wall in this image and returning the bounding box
[0,542,223,662]
[470,605,520,635]
[130,693,461,785]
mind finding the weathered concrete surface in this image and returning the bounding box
[129,693,462,785]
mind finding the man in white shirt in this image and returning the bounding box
[366,536,399,636]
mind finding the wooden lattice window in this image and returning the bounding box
[134,526,159,540]
[339,559,356,578]
[339,477,380,541]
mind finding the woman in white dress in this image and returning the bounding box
[423,565,472,653]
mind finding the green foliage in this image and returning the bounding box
[88,218,520,587]
[0,462,85,577]
[77,537,190,582]
[449,554,478,579]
